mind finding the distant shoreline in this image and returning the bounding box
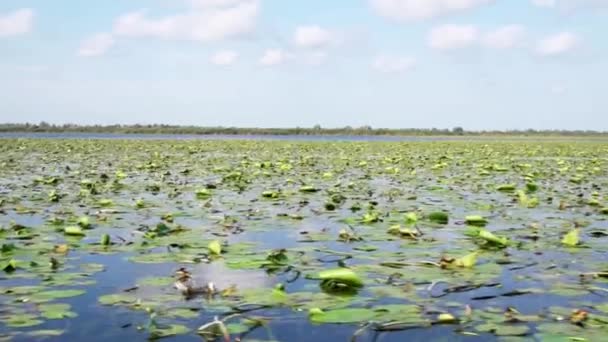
[1,123,607,137]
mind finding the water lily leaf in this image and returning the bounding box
[299,185,319,193]
[29,289,86,303]
[226,323,250,334]
[54,244,69,254]
[1,258,18,272]
[208,240,222,256]
[317,268,364,288]
[195,189,212,199]
[2,285,46,295]
[98,199,114,207]
[497,184,516,192]
[262,190,280,199]
[98,293,136,306]
[77,216,91,228]
[100,234,111,246]
[309,307,377,324]
[38,303,78,319]
[362,211,381,224]
[478,229,509,247]
[166,308,199,319]
[2,313,44,328]
[466,216,488,227]
[1,243,16,254]
[405,212,418,224]
[64,226,85,236]
[477,323,530,336]
[387,225,419,239]
[526,183,539,192]
[562,229,580,247]
[225,256,267,270]
[428,212,449,224]
[138,276,174,287]
[353,245,378,252]
[150,324,190,338]
[456,252,478,268]
[437,313,458,323]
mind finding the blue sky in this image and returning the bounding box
[1,0,607,130]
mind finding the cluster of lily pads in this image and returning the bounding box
[1,138,608,341]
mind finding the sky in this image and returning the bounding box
[1,0,607,130]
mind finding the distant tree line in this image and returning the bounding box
[0,122,606,137]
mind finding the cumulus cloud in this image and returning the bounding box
[536,32,579,56]
[532,0,608,10]
[532,0,557,7]
[370,0,493,21]
[78,33,115,57]
[113,0,258,42]
[210,50,238,65]
[293,25,335,49]
[482,25,526,49]
[372,54,416,73]
[259,49,288,66]
[427,24,526,51]
[428,24,478,50]
[0,8,34,37]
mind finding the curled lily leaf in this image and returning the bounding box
[562,229,580,247]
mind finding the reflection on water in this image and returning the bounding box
[187,262,275,291]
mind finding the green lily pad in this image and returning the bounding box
[98,293,136,306]
[38,303,78,319]
[29,289,86,303]
[309,308,377,324]
[317,268,364,288]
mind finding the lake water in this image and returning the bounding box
[1,137,607,342]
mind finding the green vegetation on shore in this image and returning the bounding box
[1,122,606,136]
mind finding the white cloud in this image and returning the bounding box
[428,24,528,52]
[210,50,238,65]
[428,24,478,50]
[532,0,608,10]
[294,26,334,49]
[482,25,525,49]
[0,8,34,37]
[259,49,288,66]
[113,0,258,42]
[78,33,115,57]
[536,32,578,56]
[370,0,493,21]
[372,54,416,73]
[532,0,556,7]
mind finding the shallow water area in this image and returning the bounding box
[1,137,608,341]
